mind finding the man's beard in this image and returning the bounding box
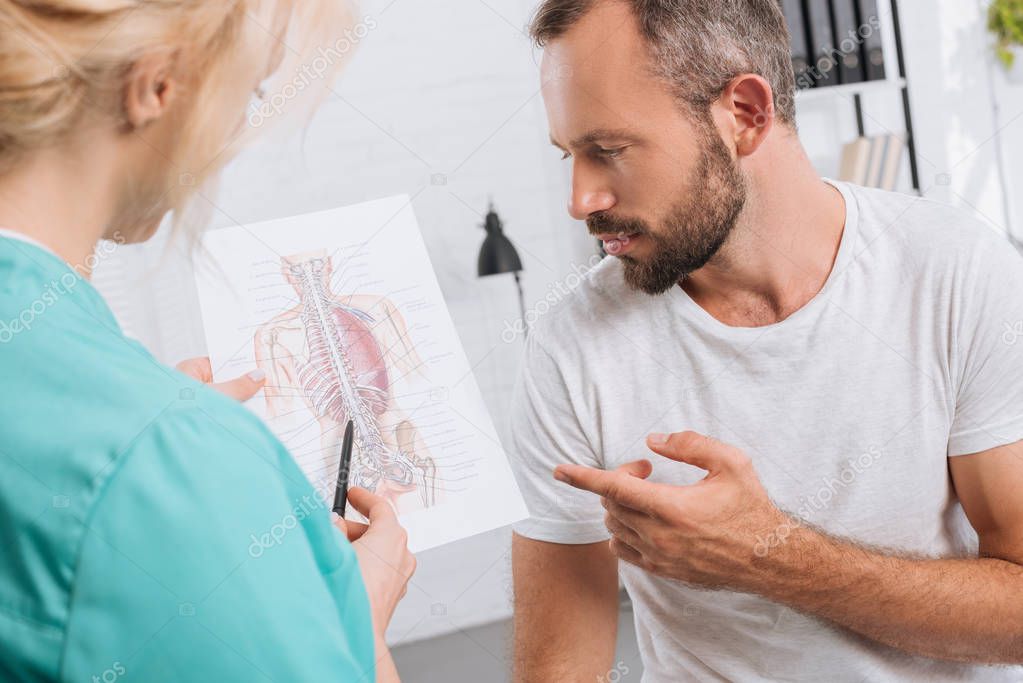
[588,134,747,295]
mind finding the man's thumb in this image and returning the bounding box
[646,431,736,473]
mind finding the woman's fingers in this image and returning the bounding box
[347,487,399,523]
[332,513,370,542]
[175,356,266,402]
[175,357,213,383]
[211,369,266,401]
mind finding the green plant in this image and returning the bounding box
[989,0,1023,69]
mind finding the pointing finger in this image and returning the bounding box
[554,464,659,516]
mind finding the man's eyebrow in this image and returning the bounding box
[563,128,637,149]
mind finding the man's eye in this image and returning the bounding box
[599,147,625,158]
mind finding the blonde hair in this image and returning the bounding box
[0,0,354,240]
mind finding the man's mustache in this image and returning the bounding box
[586,211,650,238]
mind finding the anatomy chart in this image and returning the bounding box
[195,196,528,552]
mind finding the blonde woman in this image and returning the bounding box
[0,2,413,682]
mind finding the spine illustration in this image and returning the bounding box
[290,259,432,502]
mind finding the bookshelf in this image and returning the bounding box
[785,0,921,193]
[795,76,906,104]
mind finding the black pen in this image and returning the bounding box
[332,420,355,517]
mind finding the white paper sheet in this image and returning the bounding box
[194,195,528,552]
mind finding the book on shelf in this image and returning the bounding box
[781,0,813,88]
[830,0,866,84]
[857,0,887,81]
[877,134,904,190]
[839,134,903,190]
[804,0,840,88]
[838,136,872,185]
[780,0,888,88]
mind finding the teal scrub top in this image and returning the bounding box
[0,235,376,682]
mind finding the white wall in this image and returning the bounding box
[896,0,1021,236]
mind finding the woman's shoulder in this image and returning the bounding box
[0,386,366,680]
[0,242,371,678]
[60,401,371,680]
[64,400,368,669]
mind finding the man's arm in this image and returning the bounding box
[754,440,1023,663]
[512,533,619,682]
[557,432,1023,666]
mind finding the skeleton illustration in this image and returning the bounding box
[254,250,439,511]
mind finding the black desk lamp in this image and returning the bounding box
[477,203,527,330]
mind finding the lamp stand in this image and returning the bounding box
[513,271,528,336]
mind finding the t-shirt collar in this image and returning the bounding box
[0,228,62,260]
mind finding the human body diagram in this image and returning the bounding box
[254,251,440,513]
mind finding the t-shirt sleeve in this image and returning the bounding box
[60,408,376,682]
[508,331,610,544]
[948,233,1023,456]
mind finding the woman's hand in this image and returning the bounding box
[334,487,415,683]
[334,487,417,638]
[175,357,266,402]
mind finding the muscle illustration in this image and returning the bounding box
[274,256,438,506]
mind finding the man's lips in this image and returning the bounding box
[594,232,643,256]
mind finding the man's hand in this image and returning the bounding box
[175,357,266,402]
[558,432,1023,665]
[553,430,787,590]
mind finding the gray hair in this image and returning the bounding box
[529,0,797,127]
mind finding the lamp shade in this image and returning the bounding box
[477,205,523,277]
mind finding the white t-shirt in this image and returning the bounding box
[509,181,1023,682]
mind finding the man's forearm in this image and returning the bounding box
[753,522,1023,663]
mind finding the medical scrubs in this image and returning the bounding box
[0,234,376,681]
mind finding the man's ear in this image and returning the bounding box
[123,51,179,130]
[719,73,775,158]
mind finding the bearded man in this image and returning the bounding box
[509,1,1023,681]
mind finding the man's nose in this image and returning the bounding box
[568,165,615,221]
